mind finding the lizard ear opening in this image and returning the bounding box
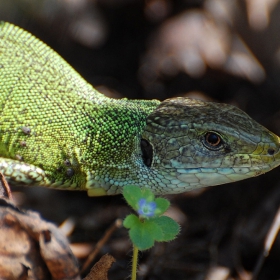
[141,139,153,167]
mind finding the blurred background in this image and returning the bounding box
[1,0,280,279]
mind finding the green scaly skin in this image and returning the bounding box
[0,22,280,196]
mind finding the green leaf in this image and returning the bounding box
[140,187,155,202]
[153,216,180,242]
[122,185,180,250]
[123,185,156,212]
[129,219,163,250]
[145,220,164,241]
[123,185,143,211]
[154,198,170,216]
[123,214,140,229]
[129,226,154,250]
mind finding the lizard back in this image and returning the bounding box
[0,22,159,191]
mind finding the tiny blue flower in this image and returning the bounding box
[137,198,156,217]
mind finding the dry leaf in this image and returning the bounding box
[0,196,80,280]
[83,254,116,280]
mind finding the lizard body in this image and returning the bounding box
[0,22,280,196]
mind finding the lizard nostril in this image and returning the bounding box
[268,148,275,155]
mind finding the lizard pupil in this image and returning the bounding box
[141,139,153,167]
[205,132,221,147]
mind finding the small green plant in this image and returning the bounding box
[122,185,180,280]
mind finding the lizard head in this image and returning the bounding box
[140,97,280,194]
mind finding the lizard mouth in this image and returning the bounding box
[173,165,270,190]
[259,134,280,170]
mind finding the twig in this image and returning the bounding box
[81,218,122,274]
[251,207,280,280]
[0,172,13,200]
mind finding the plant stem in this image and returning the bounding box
[131,245,139,280]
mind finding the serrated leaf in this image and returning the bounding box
[154,198,170,216]
[129,226,154,250]
[153,216,180,242]
[144,220,164,241]
[123,214,140,229]
[128,219,163,250]
[123,185,143,211]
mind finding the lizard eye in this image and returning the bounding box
[141,139,153,167]
[203,132,223,150]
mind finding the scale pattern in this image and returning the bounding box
[0,22,159,193]
[0,22,280,196]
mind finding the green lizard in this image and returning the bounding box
[0,22,280,196]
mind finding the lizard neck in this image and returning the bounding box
[58,97,161,192]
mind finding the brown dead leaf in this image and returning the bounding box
[83,254,116,280]
[0,195,81,280]
[245,0,279,30]
[205,266,231,280]
[139,8,265,88]
[0,175,119,280]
